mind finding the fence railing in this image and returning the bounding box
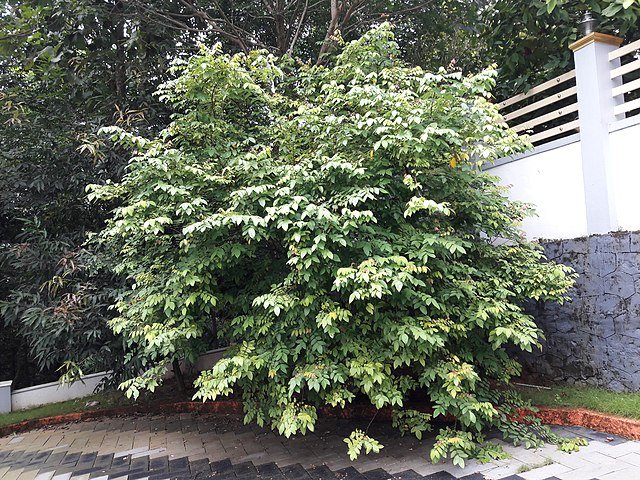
[610,37,640,118]
[498,70,579,145]
[499,35,640,148]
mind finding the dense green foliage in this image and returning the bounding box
[0,0,485,387]
[1,0,638,406]
[90,25,583,464]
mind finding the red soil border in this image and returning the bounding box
[2,401,640,441]
[534,406,640,440]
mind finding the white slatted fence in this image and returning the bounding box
[610,38,640,118]
[498,70,579,145]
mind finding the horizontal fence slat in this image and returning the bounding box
[498,70,576,110]
[612,77,640,97]
[512,102,579,133]
[503,86,577,122]
[613,97,640,116]
[609,38,640,61]
[611,59,640,79]
[528,120,580,144]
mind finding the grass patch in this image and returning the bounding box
[519,385,640,420]
[0,390,133,428]
[516,458,553,474]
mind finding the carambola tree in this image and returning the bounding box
[90,24,582,466]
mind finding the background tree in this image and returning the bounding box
[483,0,640,98]
[124,0,486,65]
[0,0,181,385]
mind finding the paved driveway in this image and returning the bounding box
[0,413,639,480]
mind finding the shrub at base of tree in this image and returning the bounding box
[90,24,585,466]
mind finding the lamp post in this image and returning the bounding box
[578,11,599,37]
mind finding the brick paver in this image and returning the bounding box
[0,413,638,479]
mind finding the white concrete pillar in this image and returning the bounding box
[570,32,623,234]
[0,380,12,414]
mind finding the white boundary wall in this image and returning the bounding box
[10,371,107,411]
[163,347,228,380]
[0,347,229,414]
[486,136,588,240]
[487,118,640,240]
[610,119,640,232]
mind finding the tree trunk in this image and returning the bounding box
[317,0,341,64]
[273,0,289,55]
[12,339,28,388]
[172,359,187,393]
[113,1,127,102]
[211,315,219,348]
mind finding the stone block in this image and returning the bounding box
[558,252,587,274]
[592,315,615,339]
[616,252,640,275]
[564,236,589,255]
[607,380,627,392]
[542,240,563,260]
[554,319,575,334]
[588,252,617,278]
[615,314,640,340]
[625,294,640,317]
[602,272,635,299]
[594,232,631,253]
[573,275,605,297]
[600,293,627,316]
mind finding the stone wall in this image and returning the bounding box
[521,231,640,392]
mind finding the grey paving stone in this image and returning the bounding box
[189,458,211,475]
[362,468,391,480]
[31,452,53,465]
[110,455,131,469]
[168,457,189,473]
[281,463,313,480]
[423,472,457,479]
[149,457,168,471]
[257,462,283,478]
[308,465,338,480]
[210,459,234,475]
[60,453,81,467]
[234,460,259,479]
[391,470,423,480]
